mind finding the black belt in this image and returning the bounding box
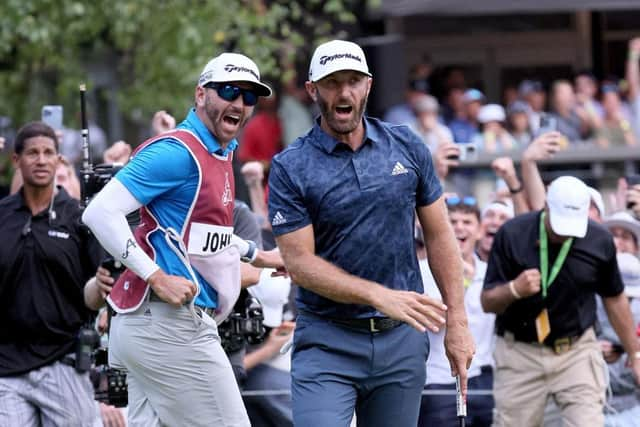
[501,330,583,355]
[329,316,403,333]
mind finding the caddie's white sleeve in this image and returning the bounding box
[82,178,160,280]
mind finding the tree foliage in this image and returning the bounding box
[0,0,377,132]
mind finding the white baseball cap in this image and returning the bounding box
[477,104,506,123]
[198,53,272,96]
[618,252,640,298]
[247,269,291,328]
[308,40,372,83]
[546,176,590,238]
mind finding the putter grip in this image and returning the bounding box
[456,375,467,417]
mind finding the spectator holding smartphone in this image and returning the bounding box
[518,80,547,134]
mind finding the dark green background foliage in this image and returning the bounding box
[0,0,377,127]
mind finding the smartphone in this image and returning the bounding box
[457,142,478,162]
[537,114,557,135]
[41,105,63,130]
[627,175,640,209]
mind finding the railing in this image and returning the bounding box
[240,389,494,396]
[453,143,640,184]
[458,143,640,168]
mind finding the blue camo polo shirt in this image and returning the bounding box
[268,116,443,318]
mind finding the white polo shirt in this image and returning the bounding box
[420,255,495,385]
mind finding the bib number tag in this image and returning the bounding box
[188,223,233,256]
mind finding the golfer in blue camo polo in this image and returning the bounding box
[268,39,475,427]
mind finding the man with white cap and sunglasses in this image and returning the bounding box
[83,52,275,426]
[481,176,640,427]
[268,39,474,427]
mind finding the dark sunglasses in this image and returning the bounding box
[446,196,477,207]
[204,82,259,106]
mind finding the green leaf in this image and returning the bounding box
[0,0,373,136]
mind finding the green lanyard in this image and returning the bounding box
[539,211,573,299]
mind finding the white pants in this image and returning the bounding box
[0,360,101,427]
[109,301,249,427]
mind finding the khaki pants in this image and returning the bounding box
[109,301,250,427]
[492,328,606,427]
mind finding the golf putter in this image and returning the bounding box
[456,375,467,427]
[280,337,293,355]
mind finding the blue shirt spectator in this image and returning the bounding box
[449,118,479,144]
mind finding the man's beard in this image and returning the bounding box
[204,94,247,128]
[317,92,368,135]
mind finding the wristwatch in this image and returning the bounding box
[509,183,523,194]
[240,240,258,263]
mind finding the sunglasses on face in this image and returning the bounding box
[446,196,477,207]
[204,83,259,106]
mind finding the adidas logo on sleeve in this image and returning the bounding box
[272,211,287,226]
[391,161,408,176]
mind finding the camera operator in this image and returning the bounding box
[0,122,104,425]
[84,267,128,427]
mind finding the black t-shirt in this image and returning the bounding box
[0,188,103,376]
[484,210,623,345]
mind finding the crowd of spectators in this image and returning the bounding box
[383,39,640,156]
[1,36,640,427]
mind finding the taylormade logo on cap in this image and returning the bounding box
[198,52,272,97]
[319,52,363,66]
[223,64,260,80]
[309,40,372,82]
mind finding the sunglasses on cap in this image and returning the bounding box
[204,82,259,106]
[446,196,477,207]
